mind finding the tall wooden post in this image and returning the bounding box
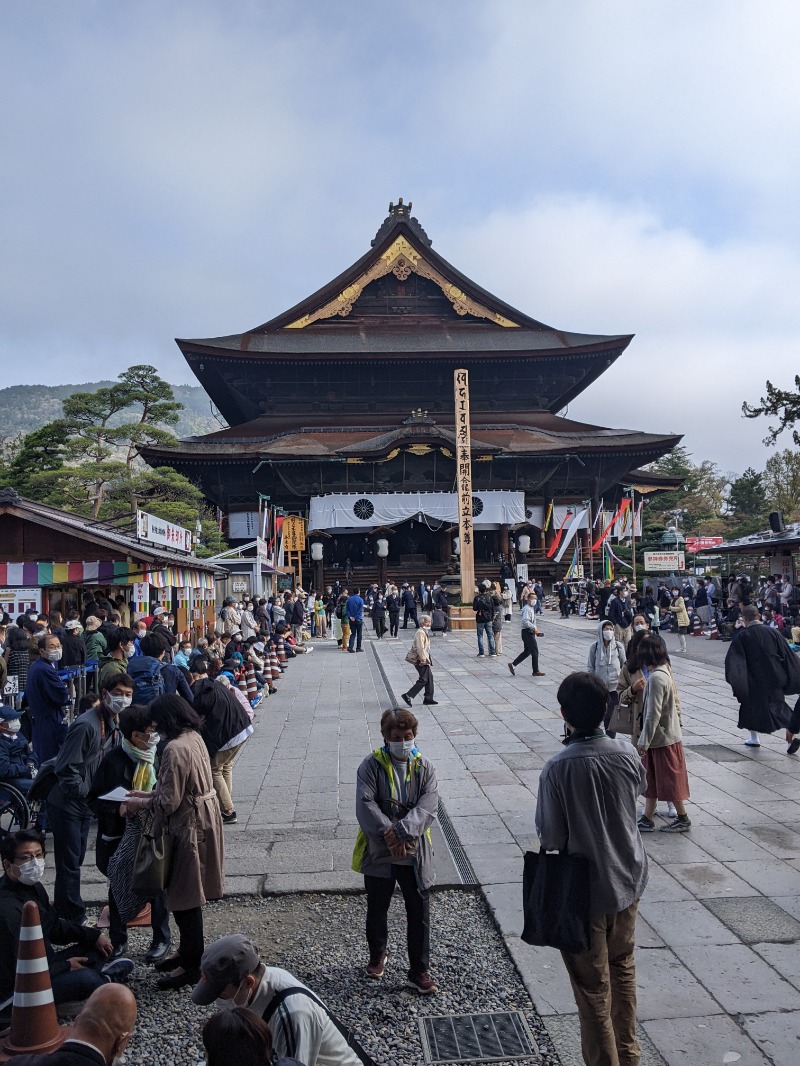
[454,369,475,604]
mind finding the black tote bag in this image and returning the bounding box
[522,848,592,954]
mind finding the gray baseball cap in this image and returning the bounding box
[191,934,260,1005]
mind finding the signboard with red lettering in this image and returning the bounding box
[685,536,724,552]
[136,510,192,553]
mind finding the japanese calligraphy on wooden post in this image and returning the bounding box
[454,368,475,603]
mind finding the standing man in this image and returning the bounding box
[607,586,633,648]
[290,593,306,645]
[725,604,799,748]
[401,584,419,629]
[508,595,545,678]
[353,706,439,994]
[536,672,648,1066]
[346,587,365,653]
[472,581,496,657]
[47,674,132,923]
[25,633,71,762]
[433,582,450,633]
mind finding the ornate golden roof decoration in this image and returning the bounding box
[285,237,519,329]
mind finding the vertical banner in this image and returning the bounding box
[454,368,475,603]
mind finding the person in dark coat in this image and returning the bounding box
[0,705,38,794]
[25,634,71,762]
[60,618,87,668]
[401,584,419,629]
[725,605,800,747]
[9,983,137,1065]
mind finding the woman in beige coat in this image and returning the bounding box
[123,694,224,991]
[401,615,437,706]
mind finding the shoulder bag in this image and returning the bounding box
[522,848,591,954]
[131,807,174,898]
[263,985,377,1066]
[608,699,635,735]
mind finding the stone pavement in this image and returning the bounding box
[58,614,800,1065]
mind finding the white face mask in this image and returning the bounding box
[124,644,136,658]
[108,695,132,714]
[602,629,614,641]
[16,856,45,885]
[4,719,22,733]
[633,624,647,633]
[145,732,160,749]
[388,739,415,760]
[46,649,62,663]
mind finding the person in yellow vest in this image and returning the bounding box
[353,707,439,994]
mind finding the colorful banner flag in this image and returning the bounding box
[593,499,604,528]
[603,543,614,582]
[543,501,554,533]
[555,508,588,564]
[592,497,631,551]
[546,510,572,559]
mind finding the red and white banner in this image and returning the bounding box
[685,536,724,552]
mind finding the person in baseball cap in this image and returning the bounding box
[193,934,363,1065]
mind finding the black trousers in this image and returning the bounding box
[407,663,434,701]
[173,906,204,970]
[389,612,400,637]
[403,606,419,628]
[512,628,540,672]
[365,865,430,975]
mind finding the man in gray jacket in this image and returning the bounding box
[353,707,439,994]
[536,672,648,1066]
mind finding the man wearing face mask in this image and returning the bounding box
[46,675,131,924]
[193,934,362,1066]
[90,704,172,963]
[353,707,439,994]
[98,628,137,691]
[588,621,627,727]
[25,634,71,763]
[0,704,38,796]
[0,831,133,1011]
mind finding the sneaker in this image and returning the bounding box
[508,663,516,677]
[637,815,655,833]
[532,671,545,677]
[407,970,438,994]
[744,738,761,747]
[306,646,314,653]
[401,693,413,708]
[251,694,263,709]
[101,957,134,982]
[476,653,485,657]
[221,811,238,824]
[660,815,691,833]
[366,952,387,979]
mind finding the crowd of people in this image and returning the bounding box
[3,567,800,1066]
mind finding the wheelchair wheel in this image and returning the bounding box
[0,782,31,833]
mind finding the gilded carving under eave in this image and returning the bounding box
[284,237,520,329]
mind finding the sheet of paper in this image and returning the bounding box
[98,787,131,803]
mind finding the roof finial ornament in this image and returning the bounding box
[372,198,432,247]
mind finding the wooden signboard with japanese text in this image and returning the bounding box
[454,369,475,604]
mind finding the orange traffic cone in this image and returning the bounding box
[691,613,703,637]
[707,614,720,640]
[0,901,69,1059]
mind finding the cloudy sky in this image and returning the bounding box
[2,1,798,477]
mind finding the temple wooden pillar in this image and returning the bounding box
[500,523,510,560]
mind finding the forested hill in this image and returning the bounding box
[0,382,225,440]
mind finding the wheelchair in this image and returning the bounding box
[0,781,33,833]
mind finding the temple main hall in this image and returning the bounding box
[142,200,680,581]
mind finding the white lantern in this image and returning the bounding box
[517,534,531,554]
[310,542,324,561]
[376,538,389,558]
[453,537,460,556]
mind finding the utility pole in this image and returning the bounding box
[454,369,476,604]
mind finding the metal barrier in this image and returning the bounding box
[4,660,100,722]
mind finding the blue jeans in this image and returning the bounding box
[476,621,496,655]
[47,801,91,923]
[348,619,363,651]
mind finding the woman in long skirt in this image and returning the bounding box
[636,634,691,833]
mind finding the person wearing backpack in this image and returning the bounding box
[472,580,496,656]
[127,633,168,706]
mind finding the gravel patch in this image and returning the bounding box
[66,890,559,1065]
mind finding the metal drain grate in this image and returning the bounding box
[420,1011,536,1064]
[437,800,479,886]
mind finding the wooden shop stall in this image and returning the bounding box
[0,488,223,639]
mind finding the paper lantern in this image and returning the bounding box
[376,538,389,558]
[310,542,324,561]
[517,534,531,554]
